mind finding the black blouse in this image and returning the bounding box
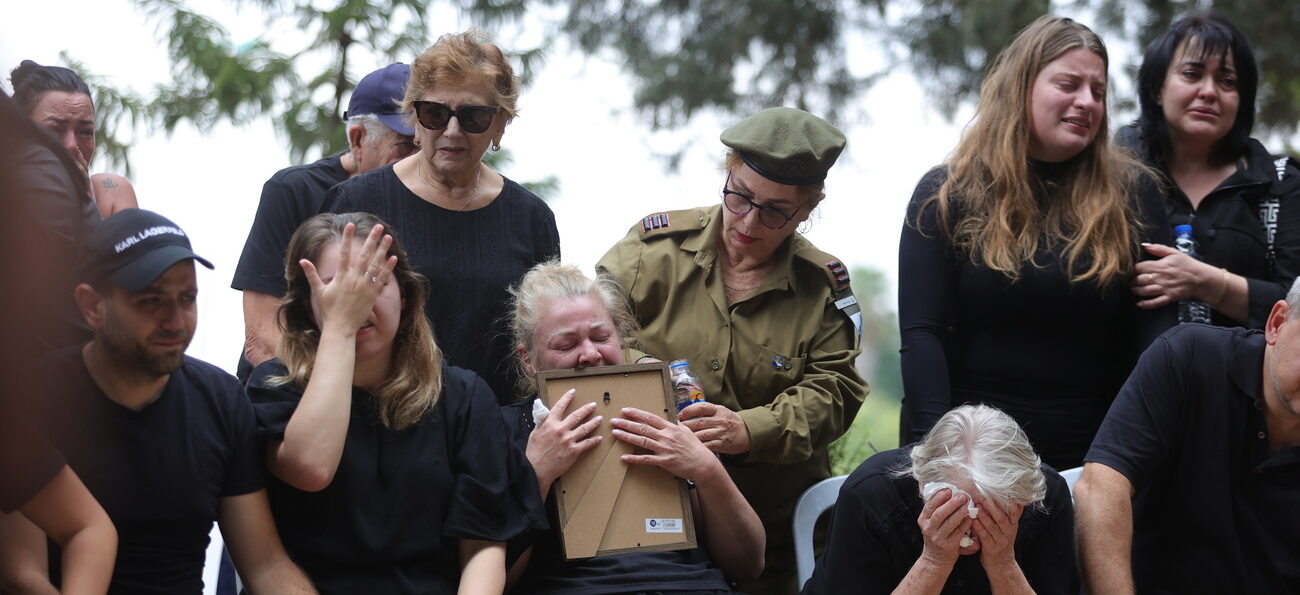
[248,360,546,594]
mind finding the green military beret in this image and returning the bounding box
[719,107,846,185]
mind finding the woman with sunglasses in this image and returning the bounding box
[597,107,868,595]
[322,30,559,405]
[898,16,1173,472]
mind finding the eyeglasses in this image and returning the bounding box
[721,174,798,230]
[411,100,500,134]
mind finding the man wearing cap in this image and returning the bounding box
[232,63,416,380]
[597,107,868,594]
[5,209,315,593]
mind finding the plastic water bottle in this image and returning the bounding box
[669,359,707,412]
[1173,224,1212,324]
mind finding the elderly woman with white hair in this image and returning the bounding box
[801,405,1076,594]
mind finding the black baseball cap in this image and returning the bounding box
[83,209,213,292]
[345,63,415,136]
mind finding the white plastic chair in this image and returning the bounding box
[792,475,848,590]
[1058,466,1083,503]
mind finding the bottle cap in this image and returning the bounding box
[1174,224,1193,234]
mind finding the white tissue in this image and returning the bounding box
[921,481,978,547]
[532,398,551,427]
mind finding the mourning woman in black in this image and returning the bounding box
[897,16,1174,470]
[246,212,543,593]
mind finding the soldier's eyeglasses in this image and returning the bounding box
[721,174,798,230]
[412,101,500,134]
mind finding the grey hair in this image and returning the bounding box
[1287,277,1300,318]
[508,261,640,397]
[895,404,1048,509]
[346,113,394,144]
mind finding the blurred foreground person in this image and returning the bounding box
[503,262,765,593]
[1077,279,1300,592]
[7,209,315,594]
[247,213,542,593]
[803,405,1075,594]
[234,63,417,380]
[0,91,117,595]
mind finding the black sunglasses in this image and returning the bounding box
[721,174,798,230]
[411,100,500,134]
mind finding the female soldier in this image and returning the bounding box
[898,16,1173,470]
[246,213,542,593]
[597,107,867,594]
[1125,11,1300,329]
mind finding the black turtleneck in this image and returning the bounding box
[897,165,1174,470]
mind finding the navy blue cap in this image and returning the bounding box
[84,209,213,292]
[346,63,415,136]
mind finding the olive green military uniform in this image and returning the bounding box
[597,204,868,594]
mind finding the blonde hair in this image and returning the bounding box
[508,261,640,396]
[922,15,1147,287]
[274,212,442,431]
[897,404,1048,509]
[401,30,520,124]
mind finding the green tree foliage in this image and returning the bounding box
[78,0,1299,176]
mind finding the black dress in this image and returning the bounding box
[897,164,1174,469]
[248,360,546,594]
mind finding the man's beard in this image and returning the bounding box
[101,313,189,378]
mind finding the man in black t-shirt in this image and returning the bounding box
[3,209,316,593]
[1076,283,1300,593]
[233,63,415,381]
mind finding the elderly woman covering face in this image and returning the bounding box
[501,262,765,594]
[802,405,1076,595]
[323,30,560,404]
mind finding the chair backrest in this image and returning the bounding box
[1058,466,1083,503]
[792,475,848,590]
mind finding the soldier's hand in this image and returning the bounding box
[679,402,752,455]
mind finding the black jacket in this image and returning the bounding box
[1120,126,1300,328]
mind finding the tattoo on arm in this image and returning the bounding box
[100,178,117,189]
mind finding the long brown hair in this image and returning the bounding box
[923,15,1146,287]
[274,212,442,431]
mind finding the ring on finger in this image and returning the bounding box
[364,271,379,284]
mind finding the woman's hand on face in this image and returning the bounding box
[917,488,973,570]
[678,402,752,455]
[971,499,1023,572]
[1131,243,1217,308]
[611,407,722,481]
[526,389,603,486]
[300,222,396,335]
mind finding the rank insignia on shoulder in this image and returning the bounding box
[825,260,850,290]
[641,213,671,233]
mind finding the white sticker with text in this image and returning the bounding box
[645,518,683,533]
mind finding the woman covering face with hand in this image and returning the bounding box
[245,212,543,594]
[898,15,1175,470]
[802,405,1075,595]
[1123,11,1300,329]
[9,60,138,218]
[501,262,765,594]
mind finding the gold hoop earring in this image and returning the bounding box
[491,141,501,152]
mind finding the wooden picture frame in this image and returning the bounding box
[536,362,698,559]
